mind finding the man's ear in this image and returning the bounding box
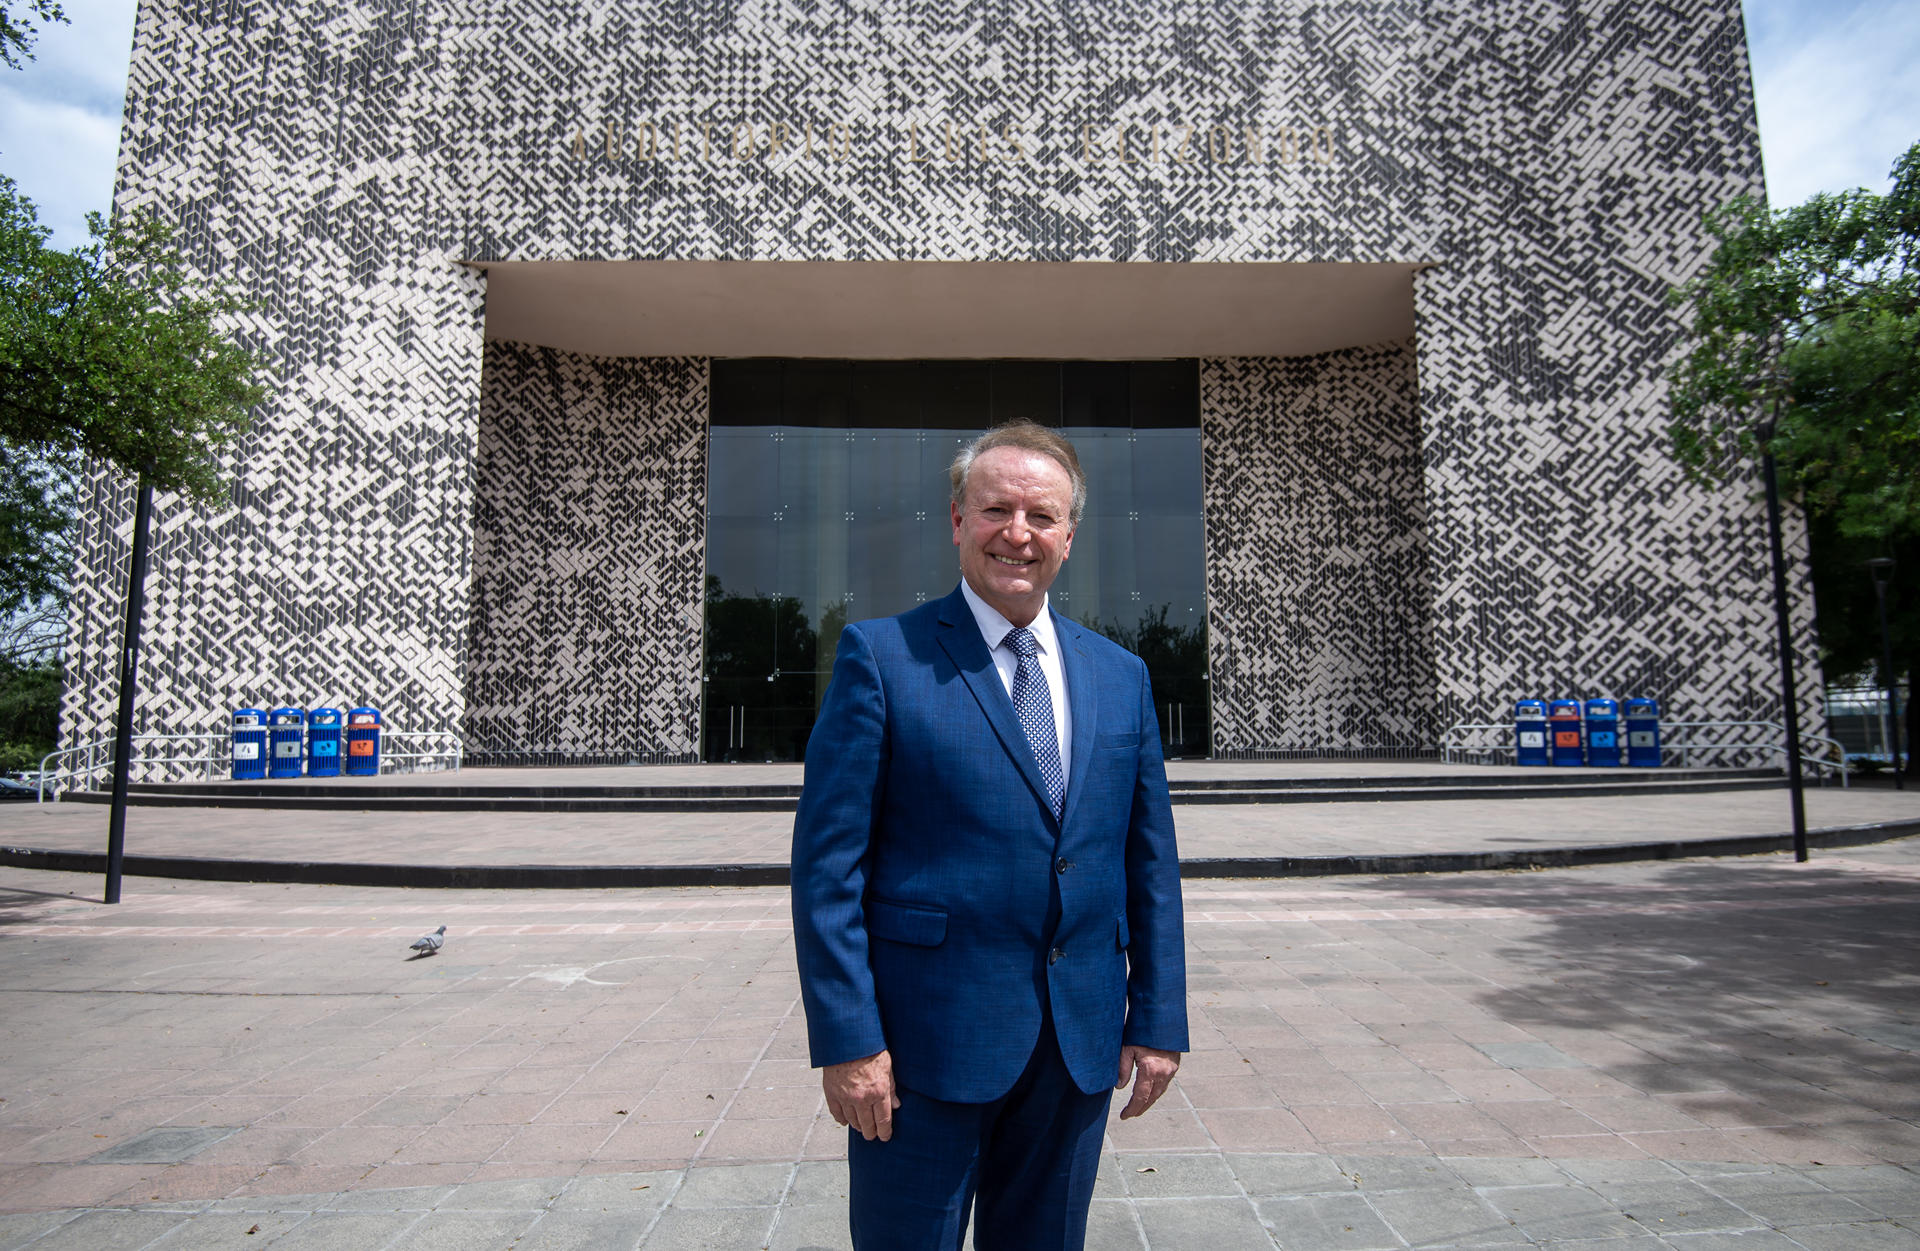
[951,501,964,546]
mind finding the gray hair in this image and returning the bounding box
[948,422,1087,527]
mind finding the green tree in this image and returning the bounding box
[1669,140,1920,766]
[0,0,63,71]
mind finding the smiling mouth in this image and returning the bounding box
[990,554,1034,568]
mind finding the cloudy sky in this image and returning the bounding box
[1,0,1917,251]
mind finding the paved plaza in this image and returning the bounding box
[2,830,1919,1247]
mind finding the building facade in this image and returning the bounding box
[61,0,1820,767]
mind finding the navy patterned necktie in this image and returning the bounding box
[1006,627,1065,818]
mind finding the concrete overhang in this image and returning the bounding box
[474,260,1424,360]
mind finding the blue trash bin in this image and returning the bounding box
[1584,698,1622,767]
[1548,699,1585,766]
[307,707,343,778]
[346,707,382,776]
[268,707,305,778]
[1514,699,1549,767]
[231,708,267,780]
[1625,697,1662,767]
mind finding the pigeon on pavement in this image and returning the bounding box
[409,925,446,957]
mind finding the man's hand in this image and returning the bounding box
[823,1049,901,1141]
[1115,1044,1180,1120]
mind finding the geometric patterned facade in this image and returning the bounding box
[463,343,707,762]
[1201,345,1436,753]
[63,0,1822,767]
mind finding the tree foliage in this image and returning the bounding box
[0,0,63,71]
[1668,141,1919,536]
[1,177,269,506]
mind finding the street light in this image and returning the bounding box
[1866,557,1903,790]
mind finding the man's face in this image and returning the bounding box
[951,446,1076,627]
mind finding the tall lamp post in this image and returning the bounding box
[1758,407,1810,861]
[1866,557,1902,790]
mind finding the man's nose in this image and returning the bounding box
[1003,512,1033,543]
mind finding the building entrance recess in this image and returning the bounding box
[704,359,1209,762]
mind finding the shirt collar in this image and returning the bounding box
[959,579,1059,656]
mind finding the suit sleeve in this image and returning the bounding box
[1122,657,1190,1051]
[790,624,892,1069]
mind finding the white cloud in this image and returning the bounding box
[1747,0,1920,204]
[0,0,136,249]
[0,86,120,247]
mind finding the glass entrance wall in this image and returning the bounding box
[704,360,1208,762]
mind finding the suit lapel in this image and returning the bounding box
[935,587,1058,823]
[1056,611,1097,831]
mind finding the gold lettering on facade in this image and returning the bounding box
[557,113,1339,173]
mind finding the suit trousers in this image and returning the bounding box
[846,1014,1111,1251]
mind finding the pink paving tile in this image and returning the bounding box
[1171,1076,1275,1109]
[350,1161,480,1191]
[596,1119,713,1164]
[445,1093,552,1125]
[1292,1104,1408,1145]
[1520,1134,1650,1161]
[1621,1127,1767,1162]
[490,1066,594,1095]
[1398,1043,1501,1070]
[1481,1100,1608,1137]
[396,1123,516,1165]
[1519,1069,1643,1100]
[725,1085,825,1120]
[1316,1138,1434,1157]
[1560,1096,1710,1134]
[126,1163,263,1203]
[1319,1046,1419,1074]
[1193,1108,1315,1151]
[653,1062,755,1092]
[623,1090,728,1122]
[803,1114,853,1161]
[257,1094,387,1127]
[695,1116,812,1161]
[1350,1072,1462,1103]
[289,1126,426,1167]
[491,1123,616,1165]
[1379,1102,1510,1141]
[0,1163,161,1213]
[1424,1136,1536,1158]
[1436,1069,1555,1102]
[189,1126,328,1167]
[229,1163,370,1198]
[1103,1106,1217,1151]
[531,1094,639,1126]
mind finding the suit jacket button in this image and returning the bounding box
[1049,947,1064,965]
[1055,857,1072,874]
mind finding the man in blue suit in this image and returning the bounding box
[792,422,1188,1249]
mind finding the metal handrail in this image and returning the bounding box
[36,729,463,802]
[1440,719,1849,786]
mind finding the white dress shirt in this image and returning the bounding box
[959,579,1073,780]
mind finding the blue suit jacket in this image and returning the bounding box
[791,586,1189,1103]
